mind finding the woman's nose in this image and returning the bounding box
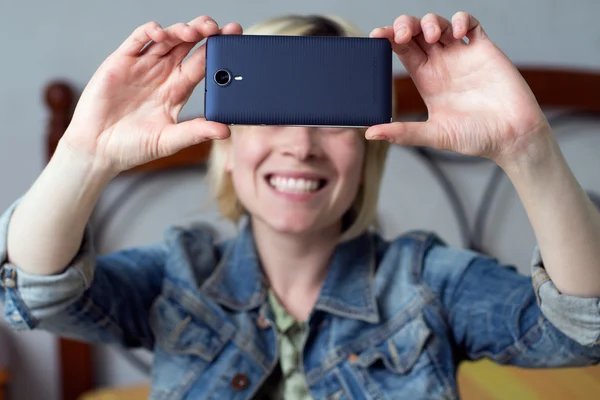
[279,127,321,160]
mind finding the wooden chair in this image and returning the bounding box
[0,368,9,400]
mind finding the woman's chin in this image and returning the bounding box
[255,212,329,237]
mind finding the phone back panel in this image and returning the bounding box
[204,35,392,127]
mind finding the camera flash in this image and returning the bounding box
[234,75,243,81]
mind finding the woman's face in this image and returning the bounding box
[225,126,365,236]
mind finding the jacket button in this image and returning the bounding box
[231,373,249,390]
[257,315,270,329]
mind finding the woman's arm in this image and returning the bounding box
[2,16,240,346]
[2,209,168,349]
[498,129,600,298]
[368,12,600,297]
[420,241,600,365]
[7,140,116,275]
[370,11,600,358]
[7,17,238,274]
[0,139,166,348]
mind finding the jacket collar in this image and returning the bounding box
[201,221,380,324]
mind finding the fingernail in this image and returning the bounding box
[205,19,218,26]
[394,25,407,40]
[210,132,229,140]
[369,28,381,37]
[424,24,435,36]
[367,135,388,141]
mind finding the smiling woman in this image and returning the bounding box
[210,125,374,247]
[2,10,600,400]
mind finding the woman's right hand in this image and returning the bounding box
[62,16,241,174]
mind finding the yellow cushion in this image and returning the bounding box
[458,359,600,400]
[78,384,150,400]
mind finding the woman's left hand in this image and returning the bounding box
[367,12,551,164]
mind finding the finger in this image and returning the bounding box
[397,14,439,62]
[158,119,231,157]
[144,16,219,58]
[370,16,426,72]
[420,13,443,45]
[219,21,244,35]
[395,15,437,55]
[115,21,166,57]
[393,14,430,52]
[365,121,440,148]
[142,20,207,57]
[370,26,416,64]
[180,22,243,86]
[420,13,457,47]
[168,16,225,64]
[452,12,487,43]
[369,26,392,39]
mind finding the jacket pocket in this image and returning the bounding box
[352,314,432,374]
[343,314,448,399]
[150,294,234,360]
[148,294,236,399]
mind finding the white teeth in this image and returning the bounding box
[268,176,321,193]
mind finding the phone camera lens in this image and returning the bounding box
[214,69,231,86]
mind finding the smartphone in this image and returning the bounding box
[204,34,393,127]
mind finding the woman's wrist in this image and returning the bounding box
[53,136,119,189]
[495,123,561,179]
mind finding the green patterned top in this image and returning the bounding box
[266,289,313,399]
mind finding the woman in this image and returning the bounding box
[1,11,600,400]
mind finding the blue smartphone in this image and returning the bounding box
[204,34,393,127]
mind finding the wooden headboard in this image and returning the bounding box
[44,67,600,400]
[46,67,600,174]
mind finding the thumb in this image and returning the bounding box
[366,121,439,148]
[158,118,231,157]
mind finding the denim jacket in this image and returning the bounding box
[1,199,600,400]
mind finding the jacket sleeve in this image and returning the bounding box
[0,199,167,350]
[422,240,600,367]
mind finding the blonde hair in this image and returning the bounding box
[208,15,393,241]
